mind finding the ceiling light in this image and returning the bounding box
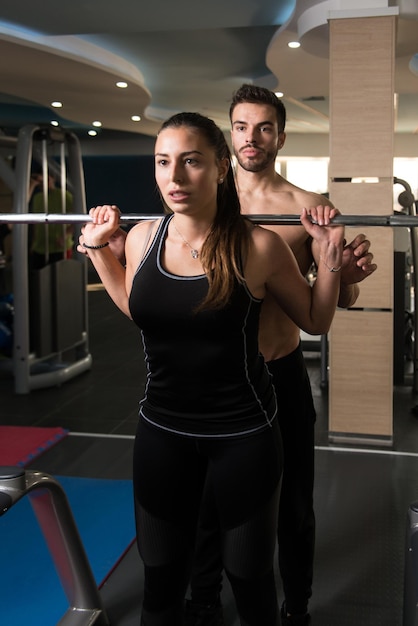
[275,91,284,98]
[92,121,102,127]
[131,115,141,122]
[288,41,301,49]
[51,101,63,108]
[50,120,59,127]
[88,130,98,137]
[116,81,128,89]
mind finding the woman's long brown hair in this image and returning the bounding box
[158,112,251,311]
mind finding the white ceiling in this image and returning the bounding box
[0,0,417,142]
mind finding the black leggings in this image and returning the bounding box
[189,346,316,616]
[133,417,283,626]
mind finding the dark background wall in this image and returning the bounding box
[82,155,163,215]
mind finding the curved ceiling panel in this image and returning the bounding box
[0,0,416,142]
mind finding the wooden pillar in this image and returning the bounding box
[328,13,397,445]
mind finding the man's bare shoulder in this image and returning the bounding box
[244,177,326,262]
[270,177,333,214]
[241,174,333,216]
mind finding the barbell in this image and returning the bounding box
[0,212,417,227]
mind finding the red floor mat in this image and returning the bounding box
[0,425,68,466]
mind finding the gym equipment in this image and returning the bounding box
[0,125,92,394]
[2,212,418,226]
[0,466,109,625]
[403,501,418,626]
[394,177,418,392]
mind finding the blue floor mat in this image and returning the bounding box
[0,475,135,626]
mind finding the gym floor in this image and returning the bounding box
[1,284,418,625]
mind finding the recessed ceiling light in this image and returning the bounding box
[51,101,63,108]
[50,120,59,127]
[92,121,102,127]
[88,130,98,137]
[288,41,301,49]
[131,115,141,122]
[275,91,284,98]
[116,81,128,89]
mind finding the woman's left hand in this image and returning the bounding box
[300,205,344,247]
[301,205,345,274]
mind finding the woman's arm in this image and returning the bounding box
[251,206,344,335]
[80,206,159,318]
[81,205,132,317]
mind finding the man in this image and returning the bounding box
[184,84,376,626]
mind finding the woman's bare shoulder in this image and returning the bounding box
[126,218,163,265]
[129,218,161,237]
[249,221,288,251]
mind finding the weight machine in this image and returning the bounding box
[0,125,92,394]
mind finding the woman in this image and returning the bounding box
[81,112,344,626]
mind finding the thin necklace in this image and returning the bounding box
[173,220,208,259]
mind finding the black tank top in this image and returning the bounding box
[129,214,277,437]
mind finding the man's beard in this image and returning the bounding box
[235,148,277,173]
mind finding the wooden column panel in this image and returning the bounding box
[345,227,392,308]
[329,179,393,307]
[329,179,393,308]
[329,16,395,178]
[328,180,393,215]
[329,310,393,443]
[328,14,396,444]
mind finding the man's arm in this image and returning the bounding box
[338,281,359,309]
[338,233,377,307]
[312,231,377,309]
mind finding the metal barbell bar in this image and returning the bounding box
[0,212,418,227]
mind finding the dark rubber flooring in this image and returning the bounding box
[2,286,418,625]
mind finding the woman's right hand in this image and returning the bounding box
[82,205,121,248]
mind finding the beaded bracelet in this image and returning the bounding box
[82,241,109,250]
